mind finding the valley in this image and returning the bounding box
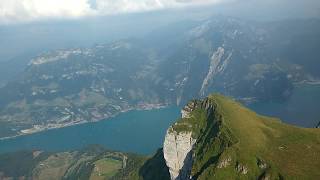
[1,83,319,155]
[0,17,320,139]
[1,1,320,179]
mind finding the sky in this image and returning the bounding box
[0,0,229,23]
[0,0,320,24]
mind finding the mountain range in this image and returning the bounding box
[0,16,320,138]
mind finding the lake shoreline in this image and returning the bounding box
[0,103,170,141]
[0,106,181,155]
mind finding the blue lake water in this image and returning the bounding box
[248,84,320,128]
[0,84,319,155]
[0,107,180,155]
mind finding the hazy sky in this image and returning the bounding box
[0,0,228,23]
[0,0,319,24]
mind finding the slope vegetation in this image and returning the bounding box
[167,94,320,179]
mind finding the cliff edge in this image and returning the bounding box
[163,94,320,180]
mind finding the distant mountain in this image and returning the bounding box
[0,42,172,138]
[0,52,36,87]
[1,95,319,179]
[1,17,320,138]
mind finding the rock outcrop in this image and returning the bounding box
[236,163,249,174]
[163,98,215,180]
[217,157,232,169]
[163,129,196,180]
[200,47,232,96]
[181,101,197,119]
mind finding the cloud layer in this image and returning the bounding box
[0,0,94,23]
[1,0,319,24]
[0,0,225,23]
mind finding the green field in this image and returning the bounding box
[90,158,122,180]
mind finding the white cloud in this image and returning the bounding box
[94,0,229,14]
[0,0,96,23]
[1,0,320,24]
[0,0,225,23]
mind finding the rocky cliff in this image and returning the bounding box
[162,94,320,180]
[163,98,215,180]
[199,47,232,96]
[163,129,195,180]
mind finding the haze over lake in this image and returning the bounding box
[249,84,320,128]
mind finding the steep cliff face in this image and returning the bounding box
[163,94,320,180]
[163,129,195,180]
[163,98,215,180]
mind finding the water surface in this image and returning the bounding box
[249,84,320,128]
[0,107,180,155]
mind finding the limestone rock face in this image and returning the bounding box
[181,98,214,119]
[163,128,196,180]
[200,47,233,96]
[181,101,196,119]
[163,97,215,180]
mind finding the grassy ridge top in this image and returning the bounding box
[194,94,320,179]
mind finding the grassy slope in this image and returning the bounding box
[112,149,170,180]
[1,95,319,179]
[33,152,76,180]
[90,158,122,180]
[0,151,50,178]
[190,94,320,179]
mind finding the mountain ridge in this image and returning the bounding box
[162,94,320,179]
[0,94,319,179]
[1,16,320,138]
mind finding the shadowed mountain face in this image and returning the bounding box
[0,17,320,138]
[0,95,319,180]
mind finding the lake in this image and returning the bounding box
[248,84,320,128]
[0,84,319,155]
[0,107,181,155]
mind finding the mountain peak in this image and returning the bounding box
[163,94,320,179]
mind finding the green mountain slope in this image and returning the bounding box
[0,95,319,179]
[164,94,320,179]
